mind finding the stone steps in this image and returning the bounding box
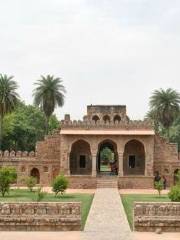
[97,178,118,188]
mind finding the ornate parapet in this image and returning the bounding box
[0,202,81,231]
[134,202,180,232]
[60,119,153,130]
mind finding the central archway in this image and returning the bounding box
[97,139,118,175]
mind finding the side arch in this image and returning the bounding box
[70,140,92,175]
[123,139,145,175]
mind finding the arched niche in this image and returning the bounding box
[92,115,100,124]
[174,169,180,185]
[30,168,40,184]
[113,115,121,123]
[103,115,110,124]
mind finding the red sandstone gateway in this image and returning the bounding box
[0,105,179,188]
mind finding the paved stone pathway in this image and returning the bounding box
[81,188,133,240]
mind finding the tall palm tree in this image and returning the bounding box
[149,88,180,137]
[33,75,66,134]
[0,74,19,149]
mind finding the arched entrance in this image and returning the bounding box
[97,140,118,175]
[30,168,40,184]
[174,169,180,185]
[70,140,92,175]
[123,139,145,175]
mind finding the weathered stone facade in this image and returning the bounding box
[0,202,81,231]
[134,202,180,232]
[0,105,179,188]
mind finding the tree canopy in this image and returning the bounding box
[0,74,20,148]
[33,75,66,133]
[2,102,59,151]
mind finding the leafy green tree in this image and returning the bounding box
[52,174,69,196]
[24,176,37,192]
[33,75,66,134]
[168,185,180,202]
[154,180,164,197]
[149,88,180,137]
[35,187,46,202]
[0,167,17,197]
[100,147,114,164]
[2,102,59,151]
[0,74,19,149]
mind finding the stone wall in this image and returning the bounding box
[67,176,97,189]
[154,135,180,186]
[134,202,180,232]
[118,176,154,189]
[0,202,81,231]
[36,132,60,160]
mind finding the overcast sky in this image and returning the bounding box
[0,0,180,120]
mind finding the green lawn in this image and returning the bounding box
[100,164,110,172]
[0,189,94,229]
[121,194,171,229]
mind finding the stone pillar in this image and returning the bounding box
[66,152,70,176]
[118,151,124,176]
[92,153,97,177]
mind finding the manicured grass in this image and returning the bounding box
[0,189,94,229]
[121,194,171,229]
[100,164,110,172]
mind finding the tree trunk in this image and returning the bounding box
[45,116,49,135]
[0,115,3,150]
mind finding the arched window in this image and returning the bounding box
[113,115,121,123]
[103,115,110,124]
[30,168,40,184]
[92,115,100,123]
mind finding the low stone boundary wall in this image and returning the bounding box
[0,202,81,231]
[118,176,153,189]
[134,202,180,232]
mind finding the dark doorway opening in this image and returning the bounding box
[30,168,40,184]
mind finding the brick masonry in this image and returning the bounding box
[0,202,81,231]
[134,202,180,232]
[0,105,180,188]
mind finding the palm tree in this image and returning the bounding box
[0,74,19,149]
[149,88,180,137]
[33,75,66,134]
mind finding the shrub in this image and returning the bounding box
[168,185,180,202]
[154,180,164,196]
[174,170,180,186]
[52,174,69,196]
[0,167,17,197]
[25,176,37,192]
[35,187,46,202]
